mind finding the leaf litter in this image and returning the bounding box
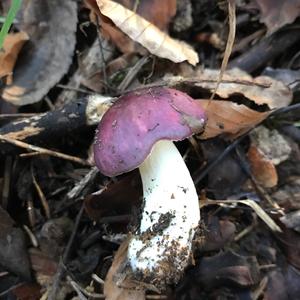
[1,0,77,105]
[0,0,300,299]
[95,0,199,65]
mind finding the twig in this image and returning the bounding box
[48,204,85,300]
[96,19,109,93]
[193,132,248,185]
[2,156,12,209]
[210,0,236,100]
[67,276,105,299]
[31,165,51,219]
[27,196,36,227]
[23,224,39,247]
[0,134,91,166]
[229,28,300,72]
[0,113,41,119]
[234,216,257,241]
[201,198,282,233]
[146,296,167,299]
[91,273,105,285]
[57,84,93,94]
[67,166,99,199]
[235,146,284,215]
[118,56,150,92]
[0,96,112,155]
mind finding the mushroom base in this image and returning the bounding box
[128,140,200,288]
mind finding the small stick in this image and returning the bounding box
[209,0,236,100]
[91,273,105,285]
[27,197,36,227]
[0,113,41,119]
[31,166,51,219]
[48,204,85,300]
[23,224,39,247]
[0,134,91,166]
[67,166,99,199]
[146,296,168,299]
[67,276,105,299]
[2,156,12,209]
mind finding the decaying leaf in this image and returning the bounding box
[0,206,31,280]
[166,68,293,109]
[199,100,270,139]
[189,250,260,288]
[0,32,29,84]
[104,239,145,300]
[278,228,300,269]
[253,0,300,34]
[95,0,198,65]
[1,0,77,105]
[197,216,236,252]
[247,145,278,188]
[86,0,176,55]
[85,173,141,221]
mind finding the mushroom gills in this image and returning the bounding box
[128,140,200,285]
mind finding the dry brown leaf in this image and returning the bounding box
[166,68,293,109]
[1,0,77,106]
[96,0,198,65]
[247,145,278,188]
[86,0,177,55]
[199,100,270,139]
[104,239,145,300]
[253,0,300,34]
[102,0,176,54]
[0,32,29,84]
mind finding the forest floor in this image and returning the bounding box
[0,0,300,299]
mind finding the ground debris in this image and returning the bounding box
[0,0,300,299]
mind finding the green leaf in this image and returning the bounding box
[0,0,22,50]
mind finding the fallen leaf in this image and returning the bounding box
[95,0,198,65]
[278,227,300,269]
[11,283,42,300]
[197,216,236,252]
[29,248,58,277]
[285,264,300,298]
[0,206,31,280]
[86,0,176,55]
[0,32,29,84]
[247,145,278,188]
[253,0,300,34]
[188,250,260,288]
[166,68,293,109]
[84,173,141,221]
[104,239,145,300]
[200,100,270,139]
[1,0,77,105]
[265,270,289,300]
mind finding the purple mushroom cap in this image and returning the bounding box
[93,87,207,177]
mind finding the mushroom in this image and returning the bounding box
[93,87,207,288]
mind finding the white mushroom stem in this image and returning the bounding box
[128,140,200,285]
